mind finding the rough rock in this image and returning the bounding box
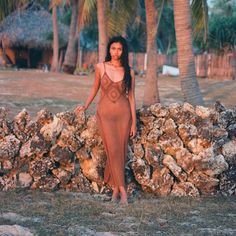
[76,146,107,185]
[13,109,31,141]
[0,107,10,139]
[50,145,74,166]
[195,105,212,119]
[0,225,34,236]
[175,148,194,174]
[20,133,51,158]
[171,182,200,197]
[0,102,235,196]
[0,134,21,160]
[151,167,174,196]
[18,172,33,188]
[40,115,64,141]
[163,155,187,182]
[222,140,236,160]
[188,171,219,194]
[144,143,163,168]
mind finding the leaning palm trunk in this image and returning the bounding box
[173,0,204,106]
[143,0,160,107]
[97,0,107,62]
[62,0,79,74]
[51,4,59,72]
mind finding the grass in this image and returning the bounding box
[0,190,236,235]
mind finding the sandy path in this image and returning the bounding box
[0,69,235,119]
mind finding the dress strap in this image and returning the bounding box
[103,62,106,73]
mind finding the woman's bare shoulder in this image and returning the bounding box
[95,62,104,70]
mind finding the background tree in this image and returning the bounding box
[76,0,85,68]
[173,0,204,106]
[207,0,236,52]
[62,0,79,73]
[50,0,60,72]
[97,0,107,62]
[0,0,29,21]
[157,1,176,55]
[143,0,160,106]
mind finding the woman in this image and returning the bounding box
[75,36,136,205]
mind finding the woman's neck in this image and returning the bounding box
[109,59,122,67]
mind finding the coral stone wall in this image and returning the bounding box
[0,102,235,196]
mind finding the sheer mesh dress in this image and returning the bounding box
[96,63,132,187]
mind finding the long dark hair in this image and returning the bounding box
[105,36,132,92]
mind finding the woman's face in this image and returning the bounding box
[109,42,123,60]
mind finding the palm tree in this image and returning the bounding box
[76,0,85,68]
[74,0,137,66]
[143,0,160,107]
[97,0,107,62]
[62,0,79,73]
[173,0,204,106]
[51,0,59,72]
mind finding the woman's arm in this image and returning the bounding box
[75,64,101,113]
[128,69,137,138]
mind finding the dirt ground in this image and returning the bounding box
[0,69,235,119]
[0,69,236,235]
[0,190,236,236]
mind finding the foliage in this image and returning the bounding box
[126,1,146,52]
[126,0,176,54]
[0,0,29,21]
[208,15,236,52]
[45,31,68,48]
[202,0,236,52]
[106,0,138,37]
[80,10,98,50]
[80,0,139,51]
[191,0,208,44]
[157,1,176,54]
[209,0,236,17]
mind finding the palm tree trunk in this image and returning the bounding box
[51,4,59,72]
[173,0,204,106]
[143,0,160,107]
[97,0,107,62]
[232,48,236,80]
[62,0,79,74]
[58,49,64,71]
[76,0,85,68]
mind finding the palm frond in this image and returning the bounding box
[81,0,96,25]
[106,0,138,37]
[191,0,208,43]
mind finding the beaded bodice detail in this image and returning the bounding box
[100,65,126,103]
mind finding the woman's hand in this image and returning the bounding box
[130,124,137,139]
[74,105,87,115]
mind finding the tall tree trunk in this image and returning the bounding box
[232,48,236,80]
[62,0,79,74]
[173,0,204,106]
[143,0,160,107]
[58,49,64,71]
[51,4,59,72]
[97,0,107,62]
[76,0,85,68]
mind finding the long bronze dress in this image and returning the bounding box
[96,63,132,187]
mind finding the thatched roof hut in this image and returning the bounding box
[0,2,69,68]
[0,3,69,49]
